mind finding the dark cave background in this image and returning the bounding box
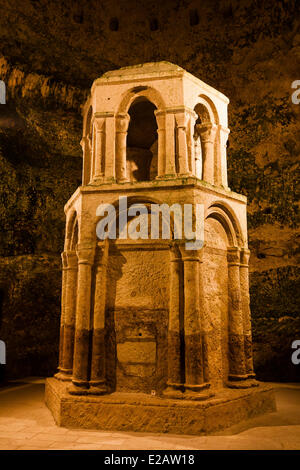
[0,0,299,382]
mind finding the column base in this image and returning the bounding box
[247,372,257,379]
[88,380,108,395]
[163,382,214,400]
[68,380,89,396]
[117,178,130,184]
[46,378,276,434]
[183,382,214,400]
[183,390,214,401]
[227,374,259,389]
[54,369,72,381]
[162,384,184,399]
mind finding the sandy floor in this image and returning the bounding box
[0,378,299,450]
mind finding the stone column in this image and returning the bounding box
[196,123,217,185]
[59,251,78,380]
[115,113,130,182]
[181,248,212,399]
[240,249,257,381]
[55,251,68,379]
[218,125,230,188]
[69,244,95,394]
[104,113,116,181]
[80,137,91,185]
[164,111,176,176]
[163,245,184,398]
[154,110,166,178]
[187,111,197,175]
[90,127,96,181]
[89,241,109,394]
[93,116,105,181]
[194,136,202,179]
[227,247,248,387]
[175,112,190,176]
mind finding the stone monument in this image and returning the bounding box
[46,62,275,434]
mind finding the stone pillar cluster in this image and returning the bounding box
[240,248,256,379]
[56,241,109,396]
[115,113,130,182]
[81,106,230,187]
[163,243,257,398]
[227,247,257,388]
[164,244,213,400]
[56,239,257,396]
[55,251,78,381]
[89,241,109,394]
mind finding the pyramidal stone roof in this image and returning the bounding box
[101,61,185,78]
[92,61,229,104]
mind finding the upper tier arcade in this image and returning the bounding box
[80,61,230,188]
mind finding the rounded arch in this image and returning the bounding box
[94,195,178,242]
[205,201,244,248]
[65,209,79,251]
[126,97,158,182]
[117,85,166,114]
[84,105,93,138]
[192,94,219,125]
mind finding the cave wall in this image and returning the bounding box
[0,0,299,381]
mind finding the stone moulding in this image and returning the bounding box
[45,378,276,435]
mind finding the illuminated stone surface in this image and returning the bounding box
[46,62,275,432]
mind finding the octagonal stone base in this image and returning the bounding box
[45,378,276,435]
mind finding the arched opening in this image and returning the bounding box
[126,98,158,182]
[207,201,244,248]
[193,103,212,180]
[65,210,79,252]
[83,106,93,184]
[70,220,78,251]
[103,197,170,393]
[204,203,245,386]
[203,216,229,387]
[85,106,92,139]
[193,101,217,183]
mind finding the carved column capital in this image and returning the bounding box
[179,244,202,262]
[76,244,95,265]
[175,111,189,129]
[169,242,181,261]
[65,251,78,269]
[94,116,105,132]
[115,113,130,132]
[240,248,250,266]
[196,123,217,143]
[227,246,241,265]
[154,109,166,129]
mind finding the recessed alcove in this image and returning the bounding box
[126,98,158,182]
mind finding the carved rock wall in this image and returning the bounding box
[0,0,299,381]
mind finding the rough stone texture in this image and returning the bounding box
[45,377,276,434]
[0,0,299,382]
[44,62,275,433]
[1,379,299,450]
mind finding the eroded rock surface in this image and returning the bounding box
[0,0,299,381]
